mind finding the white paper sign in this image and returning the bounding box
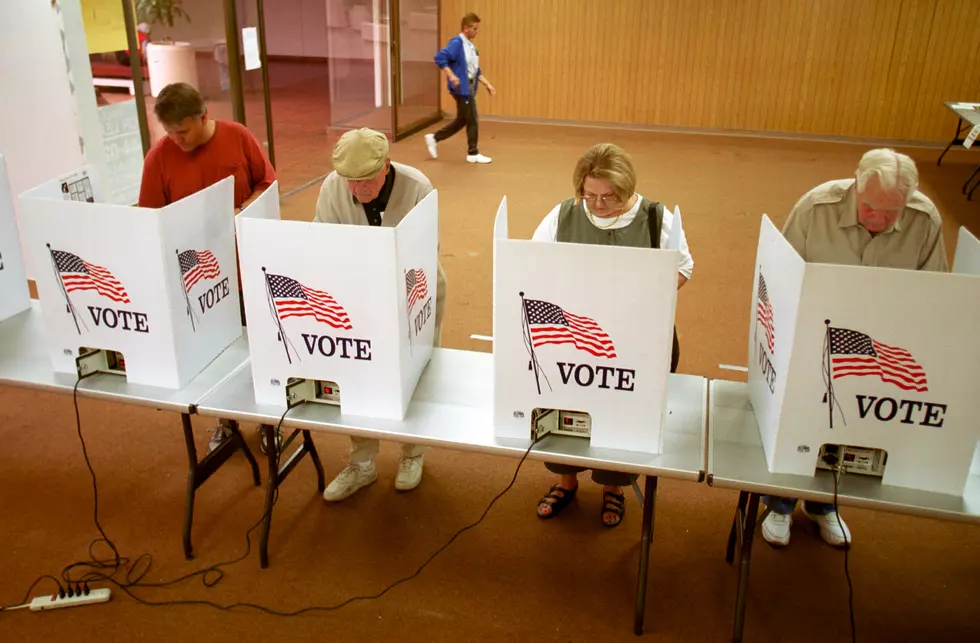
[964,124,980,149]
[492,197,679,454]
[0,155,31,322]
[98,101,144,205]
[242,27,261,70]
[237,186,437,419]
[19,171,241,389]
[747,216,980,495]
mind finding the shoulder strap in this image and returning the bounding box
[645,199,664,248]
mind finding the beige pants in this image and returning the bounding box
[348,261,444,467]
[350,437,427,466]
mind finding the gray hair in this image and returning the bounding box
[855,148,918,200]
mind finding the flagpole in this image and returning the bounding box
[176,250,197,332]
[405,270,413,356]
[825,319,834,429]
[263,267,292,364]
[520,292,542,395]
[48,244,82,335]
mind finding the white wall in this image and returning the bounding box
[0,2,86,203]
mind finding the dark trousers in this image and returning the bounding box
[545,330,682,487]
[434,93,479,154]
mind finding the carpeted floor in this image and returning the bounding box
[2,121,979,642]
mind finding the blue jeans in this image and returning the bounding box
[764,495,833,516]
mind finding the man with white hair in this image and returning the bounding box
[763,148,948,549]
[312,128,446,501]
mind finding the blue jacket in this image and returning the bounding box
[434,35,481,98]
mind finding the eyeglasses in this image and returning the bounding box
[582,193,623,207]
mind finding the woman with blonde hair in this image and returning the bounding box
[531,143,693,527]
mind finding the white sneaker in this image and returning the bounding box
[803,508,852,547]
[323,463,377,502]
[424,133,438,159]
[207,425,233,453]
[466,153,492,164]
[761,511,792,547]
[394,454,424,491]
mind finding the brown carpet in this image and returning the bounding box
[2,123,979,642]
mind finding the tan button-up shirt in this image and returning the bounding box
[313,161,447,345]
[781,179,948,272]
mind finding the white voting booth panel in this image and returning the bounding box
[748,216,980,496]
[0,155,31,322]
[18,170,242,389]
[951,227,980,476]
[236,184,437,419]
[492,197,679,454]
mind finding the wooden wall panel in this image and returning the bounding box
[437,0,980,142]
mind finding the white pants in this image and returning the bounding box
[350,436,427,466]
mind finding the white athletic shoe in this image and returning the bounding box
[466,153,492,164]
[761,511,792,547]
[322,463,377,502]
[803,508,852,547]
[424,134,438,159]
[394,454,424,491]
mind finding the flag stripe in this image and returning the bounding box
[756,274,775,352]
[53,250,131,304]
[267,273,353,330]
[523,298,617,359]
[828,326,928,392]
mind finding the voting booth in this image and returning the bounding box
[0,155,31,322]
[747,216,980,496]
[18,168,242,389]
[236,183,438,420]
[492,197,680,454]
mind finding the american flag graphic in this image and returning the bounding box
[267,273,352,330]
[52,249,130,304]
[523,299,616,359]
[829,327,927,393]
[405,268,428,312]
[756,273,775,352]
[178,249,221,291]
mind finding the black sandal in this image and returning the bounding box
[536,484,577,519]
[601,490,626,528]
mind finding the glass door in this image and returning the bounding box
[326,0,393,133]
[389,0,441,139]
[232,0,275,166]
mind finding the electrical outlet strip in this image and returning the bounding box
[30,588,111,611]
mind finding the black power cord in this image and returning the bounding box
[5,377,294,609]
[7,375,542,617]
[830,462,856,643]
[111,434,542,615]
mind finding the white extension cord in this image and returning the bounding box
[29,588,111,611]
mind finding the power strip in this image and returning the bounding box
[30,588,111,611]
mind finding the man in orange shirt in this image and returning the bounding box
[139,82,276,453]
[138,82,275,211]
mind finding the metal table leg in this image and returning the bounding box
[938,118,968,166]
[180,414,262,560]
[258,427,326,568]
[962,165,980,196]
[731,492,761,643]
[633,475,658,635]
[726,491,749,564]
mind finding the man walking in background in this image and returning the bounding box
[425,13,495,164]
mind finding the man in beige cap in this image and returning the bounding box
[313,128,447,501]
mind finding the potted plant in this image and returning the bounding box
[137,0,200,97]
